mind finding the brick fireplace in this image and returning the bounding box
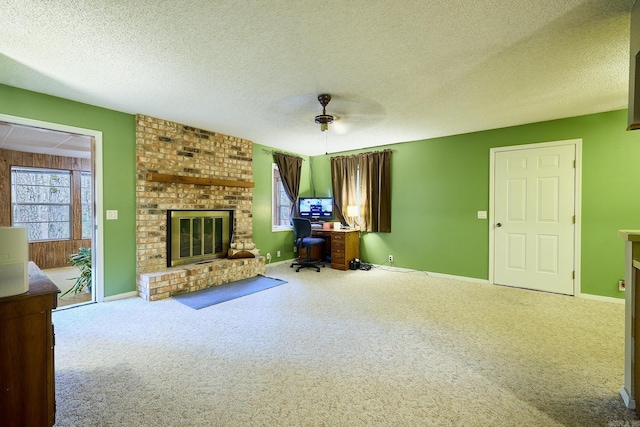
[135,115,265,301]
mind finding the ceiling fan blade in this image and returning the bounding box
[331,117,352,135]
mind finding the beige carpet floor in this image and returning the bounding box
[52,263,638,426]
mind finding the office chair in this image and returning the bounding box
[290,218,325,272]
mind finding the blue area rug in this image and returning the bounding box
[172,275,287,309]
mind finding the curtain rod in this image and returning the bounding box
[262,149,306,160]
[263,148,396,158]
[328,148,396,156]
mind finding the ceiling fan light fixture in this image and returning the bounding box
[315,114,333,130]
[314,94,334,132]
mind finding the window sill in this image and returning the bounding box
[272,226,293,233]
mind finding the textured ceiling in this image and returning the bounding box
[0,0,634,156]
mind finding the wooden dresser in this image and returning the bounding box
[311,228,360,270]
[0,262,59,426]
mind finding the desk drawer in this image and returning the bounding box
[332,234,345,249]
[332,240,345,250]
[332,248,346,262]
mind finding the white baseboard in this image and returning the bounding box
[265,260,291,267]
[371,265,490,284]
[422,270,490,284]
[578,293,624,304]
[102,291,138,302]
[621,386,636,409]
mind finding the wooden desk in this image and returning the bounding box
[310,228,360,270]
[0,262,59,426]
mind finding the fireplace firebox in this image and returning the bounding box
[167,210,233,267]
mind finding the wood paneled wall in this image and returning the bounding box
[0,149,92,269]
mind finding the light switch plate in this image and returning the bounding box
[106,210,118,220]
[477,211,487,219]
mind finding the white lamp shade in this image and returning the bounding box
[346,205,358,217]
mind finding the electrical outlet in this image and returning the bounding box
[266,253,272,261]
[388,255,393,263]
[293,246,297,253]
[277,250,281,257]
[619,279,626,292]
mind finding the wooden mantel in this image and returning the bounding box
[146,173,255,188]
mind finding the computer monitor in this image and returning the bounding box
[298,197,333,221]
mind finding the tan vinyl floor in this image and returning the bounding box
[42,266,92,308]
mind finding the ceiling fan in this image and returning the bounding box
[314,94,334,132]
[272,93,385,135]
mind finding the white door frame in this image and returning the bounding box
[0,113,105,302]
[489,139,582,295]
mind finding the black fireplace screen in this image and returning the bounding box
[168,210,232,267]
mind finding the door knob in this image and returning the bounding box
[496,223,502,227]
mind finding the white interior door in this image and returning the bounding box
[493,143,576,295]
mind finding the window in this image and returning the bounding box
[351,165,362,224]
[272,163,293,230]
[81,171,92,239]
[331,150,391,232]
[11,167,71,241]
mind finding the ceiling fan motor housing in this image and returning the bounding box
[315,94,334,131]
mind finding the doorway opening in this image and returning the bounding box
[0,114,104,307]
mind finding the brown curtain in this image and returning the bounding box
[331,155,358,225]
[331,149,391,232]
[359,150,391,232]
[274,152,302,220]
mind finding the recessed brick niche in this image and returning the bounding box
[135,114,264,301]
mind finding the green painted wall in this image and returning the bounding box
[251,143,312,264]
[305,109,640,299]
[0,84,137,297]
